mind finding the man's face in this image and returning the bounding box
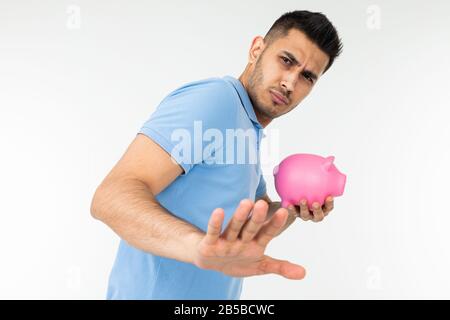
[246,29,330,121]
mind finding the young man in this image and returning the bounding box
[91,10,343,299]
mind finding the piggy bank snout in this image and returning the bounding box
[335,172,347,196]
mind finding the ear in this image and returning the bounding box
[248,36,266,63]
[321,156,335,171]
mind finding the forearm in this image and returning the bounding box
[90,178,203,264]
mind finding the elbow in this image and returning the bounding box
[90,177,155,222]
[90,185,108,221]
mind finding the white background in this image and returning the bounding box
[1,0,449,299]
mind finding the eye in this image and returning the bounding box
[280,56,292,65]
[304,74,314,84]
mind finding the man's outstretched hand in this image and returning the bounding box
[193,199,306,280]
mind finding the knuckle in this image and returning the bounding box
[230,223,241,233]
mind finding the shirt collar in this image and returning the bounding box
[223,75,263,129]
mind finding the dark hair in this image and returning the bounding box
[264,10,343,73]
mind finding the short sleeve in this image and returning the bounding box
[139,78,237,175]
[255,174,267,199]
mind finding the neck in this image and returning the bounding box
[238,68,273,128]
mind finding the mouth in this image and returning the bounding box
[269,89,288,106]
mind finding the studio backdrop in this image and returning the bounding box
[0,0,449,299]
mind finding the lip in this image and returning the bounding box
[270,89,288,105]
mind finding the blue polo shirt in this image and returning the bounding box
[106,75,267,300]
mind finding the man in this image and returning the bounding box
[91,10,343,299]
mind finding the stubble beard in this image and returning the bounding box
[247,55,279,121]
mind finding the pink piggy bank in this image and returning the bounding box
[273,153,347,210]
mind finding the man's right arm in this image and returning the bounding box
[90,133,203,264]
[91,133,306,279]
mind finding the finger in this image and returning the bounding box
[323,196,334,216]
[223,199,254,242]
[287,205,300,219]
[255,208,288,247]
[204,208,225,245]
[239,200,269,243]
[258,255,306,280]
[311,202,325,222]
[299,199,312,221]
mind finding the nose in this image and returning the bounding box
[280,74,296,95]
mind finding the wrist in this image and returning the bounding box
[184,230,204,265]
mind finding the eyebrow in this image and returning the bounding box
[281,50,318,82]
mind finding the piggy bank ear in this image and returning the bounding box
[322,156,335,171]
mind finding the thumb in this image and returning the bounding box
[259,255,306,280]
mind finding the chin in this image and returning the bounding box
[255,96,285,119]
[261,105,282,119]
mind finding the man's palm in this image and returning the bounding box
[193,200,306,280]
